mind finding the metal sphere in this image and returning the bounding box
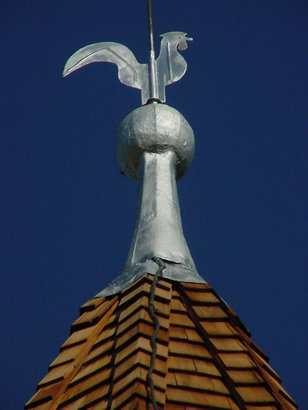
[116,103,195,182]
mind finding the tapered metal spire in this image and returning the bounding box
[97,103,205,296]
[63,2,205,296]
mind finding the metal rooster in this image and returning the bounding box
[63,31,192,105]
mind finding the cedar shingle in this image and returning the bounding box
[48,344,82,368]
[112,365,166,395]
[174,372,229,394]
[201,321,237,336]
[79,297,105,313]
[185,290,220,303]
[227,369,264,384]
[192,305,228,319]
[170,312,195,327]
[184,328,203,342]
[210,337,247,352]
[169,325,188,340]
[26,276,297,409]
[167,356,196,372]
[56,370,110,406]
[60,326,92,350]
[114,336,168,365]
[25,380,64,408]
[169,340,212,359]
[166,387,239,409]
[219,352,256,369]
[119,281,151,306]
[68,354,111,385]
[193,358,221,377]
[236,386,276,403]
[170,297,187,311]
[38,362,74,387]
[72,298,115,329]
[85,338,114,362]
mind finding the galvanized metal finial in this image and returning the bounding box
[96,103,205,297]
[63,5,205,297]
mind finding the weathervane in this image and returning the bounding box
[63,1,192,105]
[63,0,205,296]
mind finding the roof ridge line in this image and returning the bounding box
[176,282,247,410]
[48,297,119,410]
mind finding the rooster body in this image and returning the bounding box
[63,32,192,105]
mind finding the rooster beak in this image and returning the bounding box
[185,37,193,42]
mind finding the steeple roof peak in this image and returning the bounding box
[26,3,298,408]
[26,274,297,409]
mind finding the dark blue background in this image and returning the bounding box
[1,1,307,408]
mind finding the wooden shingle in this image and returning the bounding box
[26,275,297,409]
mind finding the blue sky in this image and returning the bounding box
[1,1,307,408]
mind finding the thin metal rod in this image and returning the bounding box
[147,0,155,57]
[147,0,158,100]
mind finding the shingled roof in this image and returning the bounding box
[25,274,297,409]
